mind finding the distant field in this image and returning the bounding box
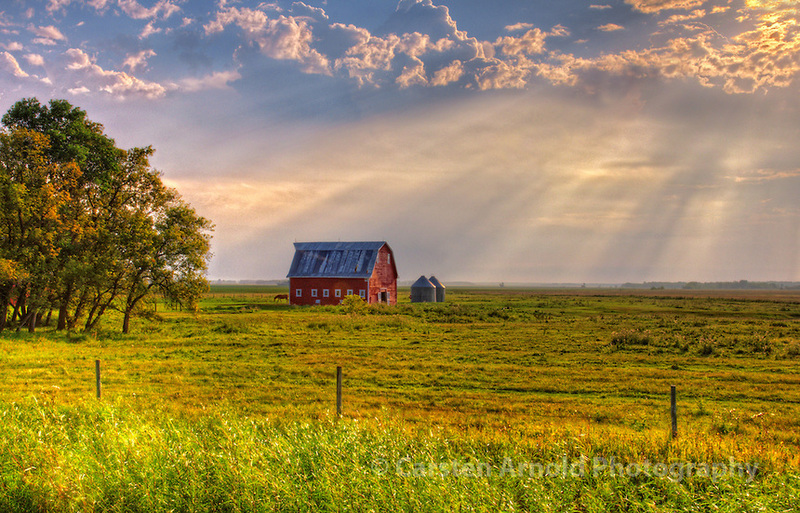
[1,288,799,511]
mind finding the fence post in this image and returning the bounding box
[670,385,677,439]
[336,366,343,417]
[95,360,102,399]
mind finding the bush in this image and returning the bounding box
[341,294,367,314]
[610,329,652,349]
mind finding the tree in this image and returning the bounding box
[0,127,81,331]
[0,98,212,333]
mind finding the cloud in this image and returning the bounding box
[68,85,90,94]
[495,29,548,56]
[549,4,800,94]
[87,0,112,9]
[1,42,24,51]
[24,53,45,67]
[730,169,800,183]
[64,47,167,99]
[590,4,613,9]
[118,0,181,20]
[505,23,534,33]
[206,6,329,74]
[1,52,29,77]
[177,69,242,91]
[625,0,705,13]
[122,49,156,71]
[290,2,329,21]
[430,60,463,86]
[29,25,67,45]
[140,21,161,39]
[383,0,464,41]
[598,23,625,32]
[47,0,73,13]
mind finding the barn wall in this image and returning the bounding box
[289,277,369,306]
[368,245,398,305]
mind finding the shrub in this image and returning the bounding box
[610,329,652,349]
[341,294,367,314]
[785,341,800,358]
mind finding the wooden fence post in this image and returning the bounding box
[336,366,343,417]
[670,385,677,439]
[95,360,102,399]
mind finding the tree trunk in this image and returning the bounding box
[28,310,36,333]
[11,286,25,323]
[16,310,34,333]
[122,310,131,334]
[0,284,10,333]
[69,288,89,331]
[57,281,73,331]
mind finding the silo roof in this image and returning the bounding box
[411,275,435,288]
[287,241,392,278]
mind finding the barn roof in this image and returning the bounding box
[286,241,394,278]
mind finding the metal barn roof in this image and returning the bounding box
[286,241,390,278]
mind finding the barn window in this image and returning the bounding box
[359,289,366,299]
[387,254,391,264]
[295,289,302,297]
[335,289,342,298]
[311,289,318,297]
[347,289,353,296]
[323,289,329,297]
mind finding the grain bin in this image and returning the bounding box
[410,275,436,303]
[428,275,445,302]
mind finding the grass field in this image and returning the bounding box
[1,287,799,511]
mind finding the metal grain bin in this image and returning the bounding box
[410,275,436,303]
[428,275,445,302]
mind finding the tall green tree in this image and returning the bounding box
[0,98,212,333]
[0,127,80,331]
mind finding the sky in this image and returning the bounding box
[1,0,799,284]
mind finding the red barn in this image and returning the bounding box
[287,241,398,306]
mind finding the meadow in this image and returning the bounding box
[1,286,799,511]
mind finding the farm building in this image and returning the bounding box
[286,241,398,306]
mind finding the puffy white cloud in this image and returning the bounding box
[430,60,464,86]
[598,23,625,32]
[384,0,465,41]
[495,29,547,56]
[64,47,167,99]
[206,6,329,74]
[1,42,24,51]
[204,6,269,35]
[122,49,156,71]
[140,21,161,39]
[29,25,67,45]
[118,0,181,20]
[290,2,329,21]
[87,0,112,9]
[24,53,45,67]
[660,10,706,25]
[255,16,330,74]
[68,85,90,94]
[571,5,800,94]
[1,51,29,77]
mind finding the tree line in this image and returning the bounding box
[0,98,212,333]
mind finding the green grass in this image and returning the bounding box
[1,288,799,510]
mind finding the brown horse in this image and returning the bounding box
[274,294,289,302]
